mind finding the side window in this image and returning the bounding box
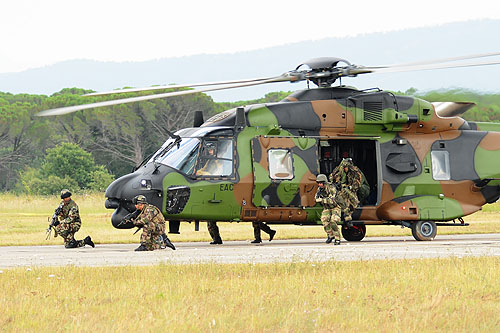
[196,139,233,177]
[431,150,450,180]
[268,149,294,179]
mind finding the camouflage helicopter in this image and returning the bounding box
[37,52,500,242]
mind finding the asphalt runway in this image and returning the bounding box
[1,233,500,269]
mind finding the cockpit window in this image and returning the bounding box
[149,127,234,176]
[195,139,233,177]
[154,138,201,175]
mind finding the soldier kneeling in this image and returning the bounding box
[123,195,176,252]
[53,189,95,249]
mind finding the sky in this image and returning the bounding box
[2,0,500,74]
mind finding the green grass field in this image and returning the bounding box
[0,192,499,246]
[1,257,500,331]
[1,193,500,331]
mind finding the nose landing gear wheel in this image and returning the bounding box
[411,220,437,241]
[341,224,366,241]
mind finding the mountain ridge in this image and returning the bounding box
[1,19,499,101]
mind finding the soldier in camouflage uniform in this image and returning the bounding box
[53,189,94,249]
[251,221,276,243]
[329,158,368,225]
[207,221,223,244]
[315,174,343,245]
[126,195,176,251]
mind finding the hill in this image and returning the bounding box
[0,19,499,101]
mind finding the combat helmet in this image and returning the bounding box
[316,174,328,183]
[132,195,147,204]
[60,189,72,199]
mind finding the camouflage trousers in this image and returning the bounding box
[321,207,341,240]
[339,187,359,222]
[140,222,166,251]
[54,221,84,248]
[207,221,220,240]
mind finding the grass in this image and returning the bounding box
[1,193,500,331]
[1,192,500,246]
[1,257,499,331]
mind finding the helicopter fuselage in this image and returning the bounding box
[105,86,500,241]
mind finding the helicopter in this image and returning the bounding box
[36,52,500,242]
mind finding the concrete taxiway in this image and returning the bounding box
[1,233,499,268]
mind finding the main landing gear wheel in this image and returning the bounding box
[341,224,366,241]
[411,220,437,241]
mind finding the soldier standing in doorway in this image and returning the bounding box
[329,157,368,226]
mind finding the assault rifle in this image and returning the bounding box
[117,209,144,234]
[117,209,140,227]
[46,203,63,240]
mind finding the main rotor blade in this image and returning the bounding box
[367,58,500,74]
[384,51,500,68]
[36,74,298,117]
[84,76,281,96]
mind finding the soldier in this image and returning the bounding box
[315,174,343,245]
[207,221,223,244]
[125,195,176,251]
[329,158,368,225]
[251,222,276,243]
[53,189,94,249]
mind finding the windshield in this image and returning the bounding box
[148,127,233,176]
[152,138,201,174]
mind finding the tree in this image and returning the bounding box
[18,142,114,194]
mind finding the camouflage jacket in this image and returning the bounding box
[133,204,166,234]
[58,199,81,225]
[329,164,363,192]
[315,182,346,209]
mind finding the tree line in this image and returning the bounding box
[0,87,498,194]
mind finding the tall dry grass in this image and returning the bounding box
[0,192,499,246]
[0,257,499,331]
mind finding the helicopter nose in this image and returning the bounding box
[105,173,142,228]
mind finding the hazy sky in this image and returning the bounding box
[2,0,500,73]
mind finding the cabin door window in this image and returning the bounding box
[431,150,451,181]
[268,149,294,180]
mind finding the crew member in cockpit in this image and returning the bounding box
[196,143,221,176]
[196,141,233,176]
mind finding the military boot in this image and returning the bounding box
[325,237,334,244]
[210,237,223,245]
[251,238,262,244]
[134,244,148,251]
[84,236,95,248]
[334,239,341,245]
[65,240,78,248]
[269,229,276,242]
[162,234,176,250]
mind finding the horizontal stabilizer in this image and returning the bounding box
[432,102,476,117]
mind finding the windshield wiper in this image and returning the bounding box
[152,130,182,174]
